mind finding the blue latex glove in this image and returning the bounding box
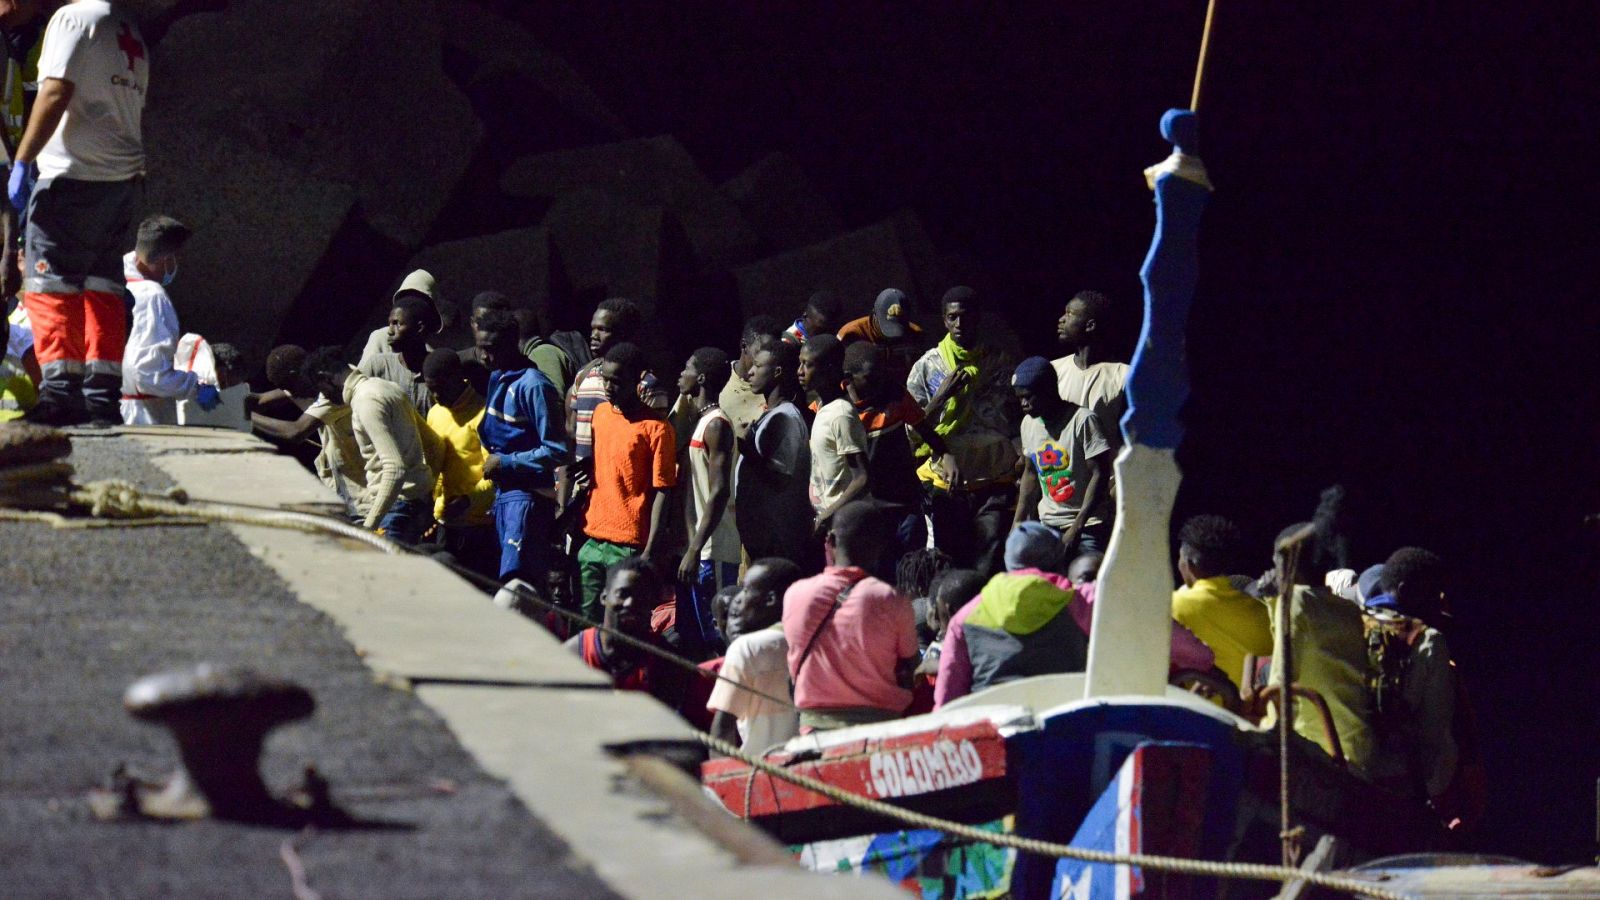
[8,162,34,215]
[195,383,221,411]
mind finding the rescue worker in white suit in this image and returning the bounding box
[119,214,218,425]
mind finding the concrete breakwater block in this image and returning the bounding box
[144,127,355,361]
[148,0,480,245]
[732,210,948,327]
[720,152,845,254]
[501,136,761,268]
[436,0,630,143]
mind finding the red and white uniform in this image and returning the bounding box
[22,1,146,421]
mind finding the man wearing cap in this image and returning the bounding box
[838,287,923,383]
[933,522,1090,708]
[358,292,436,415]
[1011,354,1112,556]
[359,269,440,367]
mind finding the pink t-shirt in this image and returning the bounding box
[782,567,917,713]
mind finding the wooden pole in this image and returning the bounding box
[1190,0,1219,112]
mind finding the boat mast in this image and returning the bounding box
[1083,2,1217,699]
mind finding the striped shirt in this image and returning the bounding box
[567,362,606,461]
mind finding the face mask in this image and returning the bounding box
[161,259,178,287]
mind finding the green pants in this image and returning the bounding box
[577,537,640,623]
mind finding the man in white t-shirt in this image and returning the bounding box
[799,334,868,540]
[1052,289,1128,450]
[11,0,145,425]
[707,557,803,755]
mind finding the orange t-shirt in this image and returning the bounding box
[583,401,678,546]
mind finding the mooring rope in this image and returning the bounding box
[23,478,1402,898]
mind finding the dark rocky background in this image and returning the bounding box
[140,0,1597,861]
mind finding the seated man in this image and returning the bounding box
[252,344,366,514]
[566,557,688,711]
[421,349,497,578]
[935,523,1090,707]
[1067,550,1103,584]
[707,557,804,754]
[1170,515,1273,690]
[1262,522,1377,776]
[937,523,1214,707]
[915,567,986,684]
[1364,547,1483,831]
[783,501,917,731]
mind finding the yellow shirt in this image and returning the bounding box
[1171,576,1273,688]
[424,388,495,527]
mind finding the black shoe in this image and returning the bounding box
[84,416,122,429]
[24,404,90,427]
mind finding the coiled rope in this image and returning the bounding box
[67,479,401,554]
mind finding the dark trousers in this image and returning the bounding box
[441,523,502,581]
[376,496,430,545]
[924,482,1017,577]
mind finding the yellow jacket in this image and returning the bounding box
[424,387,495,527]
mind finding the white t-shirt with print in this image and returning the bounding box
[1019,406,1111,530]
[35,1,146,181]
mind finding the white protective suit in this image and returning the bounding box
[119,251,200,425]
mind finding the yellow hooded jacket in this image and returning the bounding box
[424,386,495,527]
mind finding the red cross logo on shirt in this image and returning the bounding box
[116,22,144,72]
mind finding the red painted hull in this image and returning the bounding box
[701,720,1013,844]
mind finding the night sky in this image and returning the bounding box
[496,1,1599,859]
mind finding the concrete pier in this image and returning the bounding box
[0,427,897,899]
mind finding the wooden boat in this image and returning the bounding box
[703,674,1452,898]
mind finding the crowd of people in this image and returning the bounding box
[245,276,1479,833]
[0,0,1477,839]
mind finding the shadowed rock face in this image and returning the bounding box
[143,0,479,360]
[142,1,973,374]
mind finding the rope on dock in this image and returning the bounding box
[31,478,1404,899]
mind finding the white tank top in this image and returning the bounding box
[687,407,741,563]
